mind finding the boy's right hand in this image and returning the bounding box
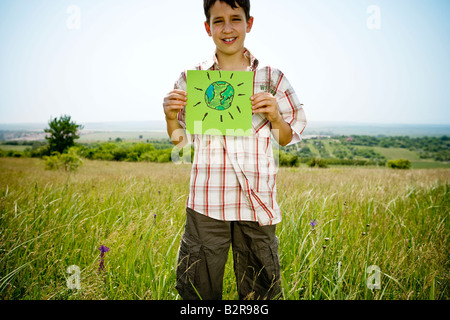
[163,89,187,121]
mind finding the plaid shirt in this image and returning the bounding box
[174,49,307,225]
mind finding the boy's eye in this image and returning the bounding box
[212,18,241,24]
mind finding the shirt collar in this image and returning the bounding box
[200,48,259,71]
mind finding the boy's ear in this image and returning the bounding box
[204,21,212,37]
[246,16,254,33]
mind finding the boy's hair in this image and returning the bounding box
[203,0,251,23]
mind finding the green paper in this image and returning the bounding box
[186,70,254,136]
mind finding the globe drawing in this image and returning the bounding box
[204,81,235,111]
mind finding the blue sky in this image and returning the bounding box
[0,0,449,125]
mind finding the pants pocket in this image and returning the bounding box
[233,237,282,300]
[252,237,282,300]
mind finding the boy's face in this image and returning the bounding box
[204,1,254,58]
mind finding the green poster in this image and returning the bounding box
[186,70,254,136]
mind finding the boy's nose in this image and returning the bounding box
[223,22,233,33]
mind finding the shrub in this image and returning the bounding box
[60,148,83,171]
[279,151,299,167]
[140,151,157,162]
[4,150,24,158]
[156,149,171,163]
[112,149,128,161]
[43,152,61,170]
[307,158,328,168]
[387,159,411,169]
[43,147,83,172]
[30,146,50,158]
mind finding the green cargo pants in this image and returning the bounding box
[175,207,282,300]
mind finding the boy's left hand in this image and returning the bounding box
[251,92,282,124]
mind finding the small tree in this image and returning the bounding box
[387,159,411,169]
[43,147,83,172]
[45,115,83,154]
[279,151,299,167]
[307,158,328,168]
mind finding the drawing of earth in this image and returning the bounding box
[204,81,234,111]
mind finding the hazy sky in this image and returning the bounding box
[0,0,449,125]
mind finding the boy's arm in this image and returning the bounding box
[269,114,293,146]
[166,118,187,147]
[163,89,188,148]
[251,92,293,146]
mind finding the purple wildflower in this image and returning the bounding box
[99,260,105,272]
[98,245,110,272]
[310,219,317,228]
[99,245,110,254]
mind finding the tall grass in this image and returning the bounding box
[0,158,448,300]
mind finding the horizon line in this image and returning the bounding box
[0,120,449,127]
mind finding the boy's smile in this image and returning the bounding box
[222,37,237,45]
[205,1,254,67]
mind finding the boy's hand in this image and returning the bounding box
[251,92,283,124]
[163,89,187,121]
[251,92,293,146]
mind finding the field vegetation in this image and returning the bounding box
[1,134,448,169]
[0,158,448,300]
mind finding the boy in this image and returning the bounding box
[163,0,306,300]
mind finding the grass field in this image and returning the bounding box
[0,145,29,152]
[0,158,448,300]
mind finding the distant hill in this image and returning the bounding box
[0,121,449,138]
[301,122,450,137]
[0,121,166,132]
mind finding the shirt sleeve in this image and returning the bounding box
[173,70,196,145]
[271,68,307,145]
[173,70,187,130]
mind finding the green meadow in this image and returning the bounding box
[0,158,448,300]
